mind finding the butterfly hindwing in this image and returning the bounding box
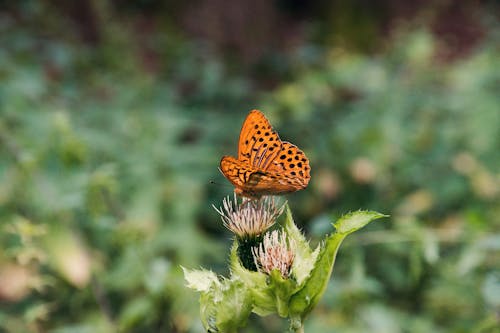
[220,156,256,189]
[220,155,300,197]
[267,141,311,190]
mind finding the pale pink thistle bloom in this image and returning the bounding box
[213,194,285,239]
[252,230,295,278]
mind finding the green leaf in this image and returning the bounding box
[288,233,344,320]
[182,266,220,292]
[289,210,387,320]
[200,278,253,333]
[333,210,388,235]
[283,206,320,285]
[186,249,255,332]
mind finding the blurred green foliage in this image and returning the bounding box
[0,2,499,333]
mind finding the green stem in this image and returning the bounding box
[289,316,304,333]
[294,325,304,333]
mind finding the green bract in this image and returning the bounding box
[183,267,252,332]
[184,205,387,332]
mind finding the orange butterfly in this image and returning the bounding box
[220,110,311,198]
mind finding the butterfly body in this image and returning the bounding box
[220,110,310,198]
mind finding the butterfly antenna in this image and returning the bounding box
[209,180,232,188]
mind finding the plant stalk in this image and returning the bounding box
[289,316,304,333]
[293,325,304,333]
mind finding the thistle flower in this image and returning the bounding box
[213,195,286,271]
[213,194,285,239]
[252,230,295,278]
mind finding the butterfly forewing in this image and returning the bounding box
[238,110,282,170]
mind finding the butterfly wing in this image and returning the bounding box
[265,141,311,190]
[220,155,300,197]
[220,110,311,198]
[220,155,265,197]
[238,110,282,170]
[220,156,257,190]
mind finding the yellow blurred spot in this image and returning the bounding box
[0,264,32,302]
[471,170,499,199]
[452,152,478,175]
[46,229,92,288]
[452,152,499,199]
[314,168,342,200]
[396,189,434,217]
[437,214,464,242]
[350,157,377,184]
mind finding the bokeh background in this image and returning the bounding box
[1,1,499,332]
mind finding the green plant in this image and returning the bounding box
[184,195,386,332]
